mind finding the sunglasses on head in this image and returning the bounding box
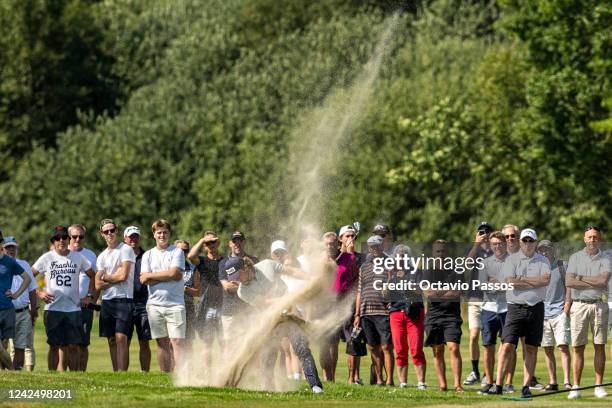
[53,235,69,242]
[585,226,600,232]
[71,235,85,240]
[102,228,116,235]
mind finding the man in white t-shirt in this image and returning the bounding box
[32,226,94,371]
[95,219,136,372]
[140,219,185,373]
[68,223,98,371]
[3,236,37,370]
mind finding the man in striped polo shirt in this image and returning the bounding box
[354,235,394,386]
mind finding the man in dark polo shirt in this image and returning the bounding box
[423,239,464,392]
[492,228,550,398]
[354,235,394,386]
[124,226,151,372]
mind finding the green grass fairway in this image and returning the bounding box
[1,312,610,407]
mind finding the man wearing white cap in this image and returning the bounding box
[492,228,550,398]
[565,226,610,399]
[3,237,38,370]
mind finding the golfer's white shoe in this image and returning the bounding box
[594,386,608,398]
[312,386,324,394]
[567,385,581,399]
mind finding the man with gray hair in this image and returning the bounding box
[566,226,610,399]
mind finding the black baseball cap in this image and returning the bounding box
[231,231,245,241]
[477,221,493,232]
[372,224,391,236]
[50,225,69,242]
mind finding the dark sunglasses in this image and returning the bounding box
[521,238,535,243]
[231,237,244,243]
[53,235,69,242]
[505,234,516,239]
[204,240,219,245]
[102,228,116,235]
[585,226,600,232]
[71,235,85,240]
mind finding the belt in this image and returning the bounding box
[574,299,600,304]
[15,307,29,313]
[103,298,133,303]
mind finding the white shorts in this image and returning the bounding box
[468,302,483,330]
[146,304,186,340]
[542,313,570,347]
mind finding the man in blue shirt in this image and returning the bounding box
[0,231,32,369]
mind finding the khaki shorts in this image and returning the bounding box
[468,302,482,330]
[542,312,570,347]
[7,340,35,367]
[12,310,33,349]
[570,301,608,347]
[146,304,186,340]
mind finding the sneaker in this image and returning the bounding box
[564,383,572,390]
[503,384,515,393]
[594,386,608,398]
[521,386,532,398]
[544,383,559,391]
[399,383,408,389]
[354,378,364,386]
[312,386,324,394]
[463,371,480,385]
[481,374,487,386]
[478,384,493,394]
[487,384,503,395]
[567,385,581,399]
[417,382,427,390]
[529,376,544,390]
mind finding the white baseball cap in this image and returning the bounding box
[270,240,288,254]
[519,228,537,241]
[338,225,356,238]
[124,226,141,237]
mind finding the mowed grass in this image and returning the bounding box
[1,311,611,407]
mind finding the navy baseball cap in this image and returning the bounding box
[477,221,493,232]
[223,257,244,281]
[50,225,69,242]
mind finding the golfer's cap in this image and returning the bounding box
[338,225,356,238]
[520,228,537,241]
[270,240,288,254]
[124,226,140,237]
[223,256,244,281]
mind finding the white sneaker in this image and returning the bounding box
[312,386,324,394]
[417,382,427,390]
[568,385,581,399]
[594,386,608,398]
[399,383,408,388]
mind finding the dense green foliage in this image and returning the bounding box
[1,0,610,259]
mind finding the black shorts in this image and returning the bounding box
[0,307,16,340]
[481,310,506,346]
[361,315,392,346]
[80,307,94,346]
[44,310,83,346]
[425,317,462,346]
[100,299,134,337]
[128,303,151,341]
[185,300,196,341]
[502,302,544,347]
